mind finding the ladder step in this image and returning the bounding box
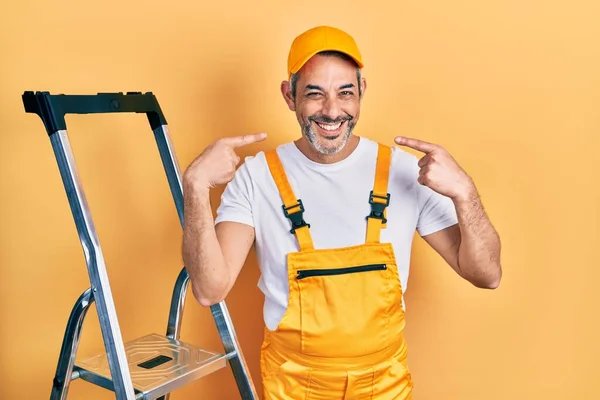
[75,333,229,399]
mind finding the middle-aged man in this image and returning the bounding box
[181,25,502,399]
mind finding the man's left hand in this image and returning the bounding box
[394,136,476,202]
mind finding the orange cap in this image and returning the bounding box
[287,26,364,78]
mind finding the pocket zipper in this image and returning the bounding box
[296,264,387,280]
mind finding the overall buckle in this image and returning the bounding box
[367,191,390,223]
[283,199,310,234]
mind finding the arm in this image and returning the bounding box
[395,135,502,289]
[422,188,502,289]
[182,182,255,306]
[181,132,266,306]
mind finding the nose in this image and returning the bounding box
[321,96,342,121]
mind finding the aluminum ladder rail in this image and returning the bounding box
[22,91,258,400]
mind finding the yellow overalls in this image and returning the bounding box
[260,143,413,399]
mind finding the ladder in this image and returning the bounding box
[22,91,259,400]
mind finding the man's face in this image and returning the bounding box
[283,54,365,155]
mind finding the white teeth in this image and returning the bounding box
[317,122,342,131]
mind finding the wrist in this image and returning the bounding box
[452,181,478,205]
[183,173,211,198]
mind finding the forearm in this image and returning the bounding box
[182,181,231,306]
[453,188,502,289]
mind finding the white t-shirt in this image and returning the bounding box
[215,136,458,331]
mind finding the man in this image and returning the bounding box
[182,26,501,399]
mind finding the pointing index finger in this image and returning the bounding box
[394,136,438,153]
[223,132,267,148]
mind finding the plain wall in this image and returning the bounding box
[1,0,599,398]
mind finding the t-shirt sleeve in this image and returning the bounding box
[214,158,254,227]
[415,163,459,237]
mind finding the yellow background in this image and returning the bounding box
[1,0,599,399]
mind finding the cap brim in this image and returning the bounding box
[289,48,364,78]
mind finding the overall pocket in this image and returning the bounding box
[296,262,394,357]
[262,359,313,400]
[371,357,413,400]
[297,264,387,280]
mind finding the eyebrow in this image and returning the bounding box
[305,84,324,91]
[304,83,356,91]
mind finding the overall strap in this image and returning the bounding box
[366,143,392,244]
[265,150,314,251]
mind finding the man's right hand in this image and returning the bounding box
[183,132,267,191]
[182,132,264,306]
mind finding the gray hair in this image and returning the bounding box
[290,51,362,99]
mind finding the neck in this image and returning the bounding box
[294,135,360,164]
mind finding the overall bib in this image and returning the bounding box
[261,143,413,400]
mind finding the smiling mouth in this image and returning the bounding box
[313,120,345,136]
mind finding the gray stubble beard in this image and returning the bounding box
[303,120,355,155]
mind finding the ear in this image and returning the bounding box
[281,80,296,111]
[359,76,367,100]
